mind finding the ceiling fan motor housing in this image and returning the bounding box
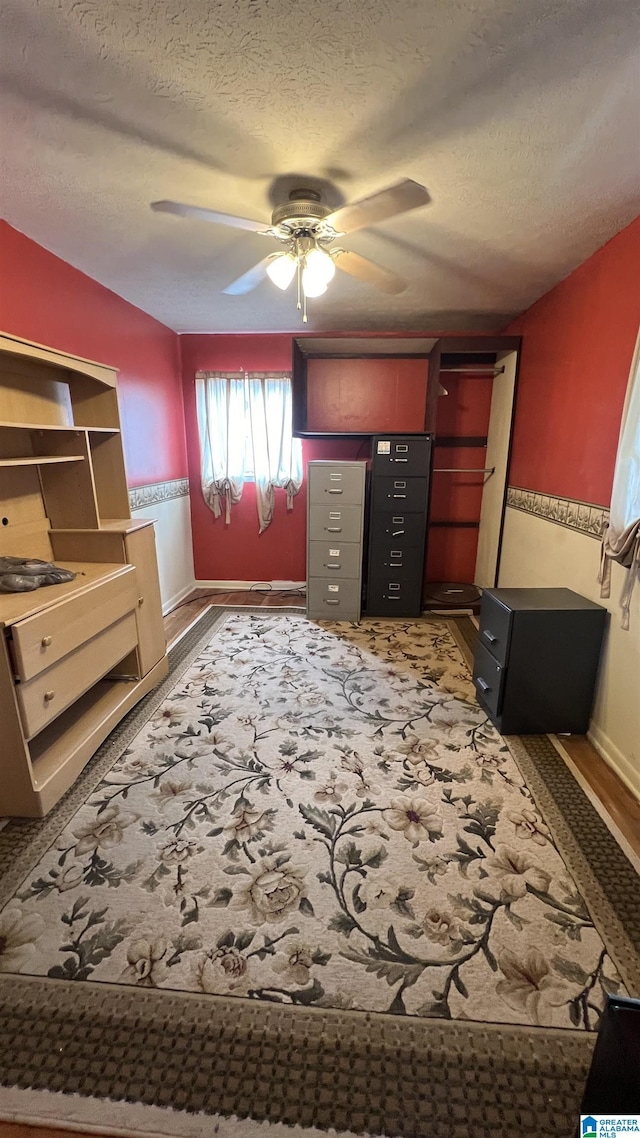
[271,189,332,231]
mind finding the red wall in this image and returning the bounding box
[181,334,368,582]
[306,357,428,433]
[0,222,186,487]
[507,216,640,505]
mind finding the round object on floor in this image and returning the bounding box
[424,582,481,607]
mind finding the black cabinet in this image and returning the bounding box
[473,588,607,734]
[365,434,431,617]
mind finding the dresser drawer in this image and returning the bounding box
[308,464,365,505]
[472,641,504,719]
[307,578,361,620]
[372,435,431,476]
[368,539,425,579]
[365,576,423,616]
[308,540,361,580]
[371,511,427,547]
[478,591,513,666]
[10,567,138,681]
[372,477,428,513]
[16,611,138,740]
[308,504,363,543]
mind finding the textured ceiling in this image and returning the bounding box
[0,0,639,334]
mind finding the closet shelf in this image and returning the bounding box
[0,455,85,467]
[0,421,120,434]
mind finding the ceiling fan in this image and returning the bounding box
[151,179,430,321]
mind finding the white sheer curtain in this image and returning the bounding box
[247,372,303,533]
[195,372,246,523]
[195,370,302,532]
[599,327,640,629]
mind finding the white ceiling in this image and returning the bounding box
[1,0,638,334]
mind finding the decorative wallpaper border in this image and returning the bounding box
[129,477,190,511]
[506,486,609,540]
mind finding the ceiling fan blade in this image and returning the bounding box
[151,200,267,233]
[222,257,272,295]
[335,251,407,294]
[324,179,430,235]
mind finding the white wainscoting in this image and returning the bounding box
[130,484,195,615]
[499,505,640,800]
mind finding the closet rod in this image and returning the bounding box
[433,466,495,474]
[439,366,505,376]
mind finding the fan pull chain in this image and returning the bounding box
[296,242,302,313]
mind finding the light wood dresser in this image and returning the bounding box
[0,331,168,817]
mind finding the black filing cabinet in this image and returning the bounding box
[473,588,607,734]
[365,434,431,616]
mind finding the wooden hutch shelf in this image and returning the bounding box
[0,331,168,818]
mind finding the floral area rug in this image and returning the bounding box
[0,612,631,1033]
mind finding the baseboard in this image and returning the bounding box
[587,721,640,803]
[162,581,197,616]
[194,580,306,591]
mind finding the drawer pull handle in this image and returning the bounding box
[138,596,145,606]
[392,457,408,462]
[41,636,52,647]
[44,690,56,702]
[326,563,341,569]
[391,494,407,499]
[483,630,497,644]
[327,489,343,494]
[326,526,342,533]
[390,562,402,568]
[324,599,340,605]
[476,678,491,693]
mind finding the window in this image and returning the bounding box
[195,370,303,532]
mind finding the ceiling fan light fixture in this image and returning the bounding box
[265,252,297,290]
[301,246,334,298]
[305,246,336,285]
[151,178,427,320]
[301,264,329,298]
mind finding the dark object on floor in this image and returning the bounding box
[473,587,607,734]
[0,556,77,593]
[424,581,481,609]
[579,995,640,1119]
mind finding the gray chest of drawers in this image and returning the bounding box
[306,460,367,621]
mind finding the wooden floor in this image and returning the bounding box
[163,587,305,647]
[1,588,637,1138]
